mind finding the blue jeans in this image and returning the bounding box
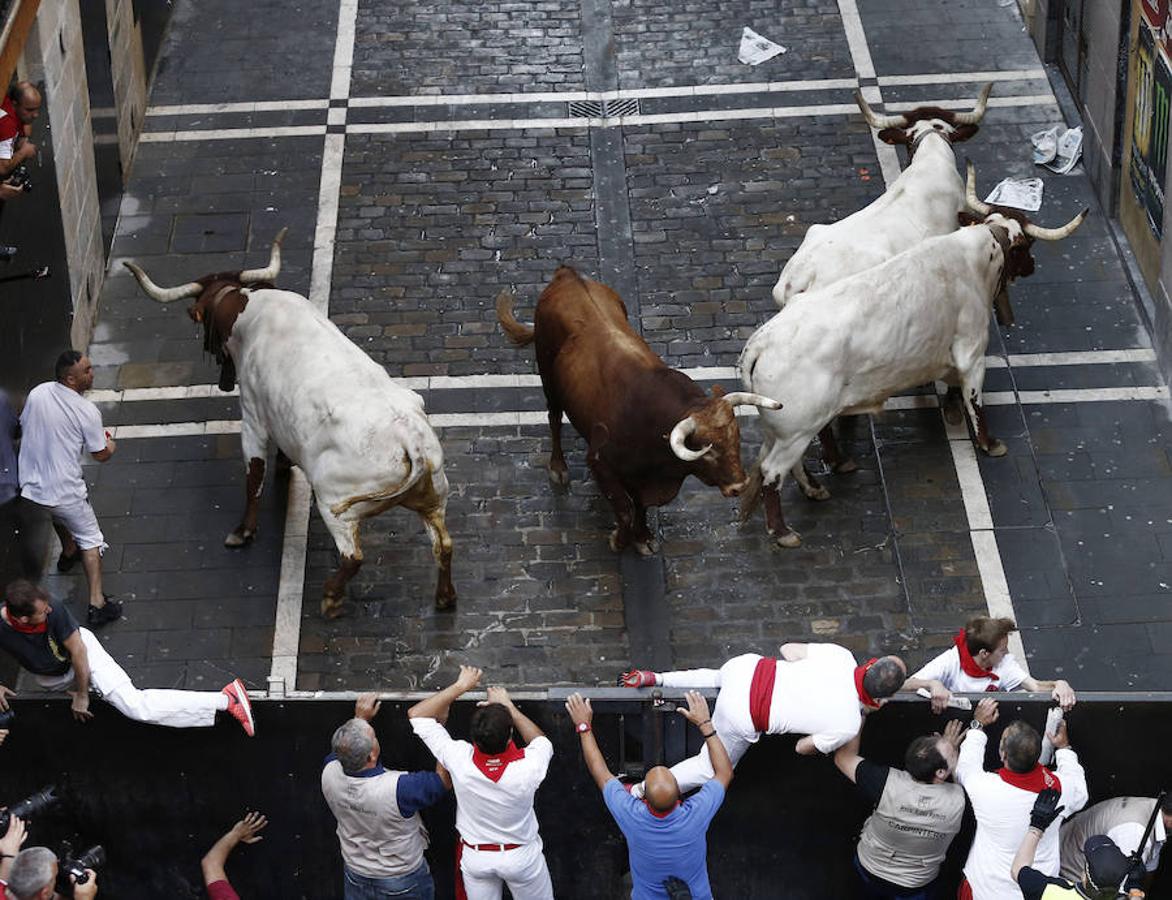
[343,859,434,900]
[853,855,935,900]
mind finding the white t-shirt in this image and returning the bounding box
[410,717,553,846]
[1108,817,1166,871]
[911,645,1028,694]
[770,642,863,753]
[956,730,1088,900]
[18,382,106,507]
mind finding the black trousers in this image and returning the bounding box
[0,495,50,586]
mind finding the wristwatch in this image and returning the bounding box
[576,721,591,734]
[969,719,985,731]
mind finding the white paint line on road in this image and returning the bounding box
[145,71,1051,120]
[878,69,1047,87]
[138,97,1058,144]
[146,99,330,116]
[91,349,1161,404]
[838,4,1024,673]
[267,0,360,698]
[102,385,1172,440]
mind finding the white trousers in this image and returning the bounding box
[35,628,226,728]
[662,653,762,794]
[460,841,553,900]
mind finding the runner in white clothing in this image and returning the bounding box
[408,666,554,900]
[955,698,1088,900]
[18,352,121,627]
[902,616,1076,713]
[620,643,907,795]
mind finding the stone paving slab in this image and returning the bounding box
[350,0,588,97]
[149,0,338,105]
[55,0,1172,697]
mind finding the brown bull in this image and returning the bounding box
[497,265,781,554]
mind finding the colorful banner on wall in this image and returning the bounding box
[1130,23,1172,238]
[1141,0,1172,56]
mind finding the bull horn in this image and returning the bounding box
[1023,208,1088,241]
[122,261,202,304]
[953,82,993,125]
[722,391,782,411]
[239,227,287,283]
[964,161,992,216]
[669,416,711,462]
[854,89,907,130]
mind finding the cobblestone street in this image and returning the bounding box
[37,0,1172,699]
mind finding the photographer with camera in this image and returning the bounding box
[0,82,38,179]
[3,846,97,900]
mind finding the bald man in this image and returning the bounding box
[621,643,907,795]
[567,690,732,900]
[0,81,40,179]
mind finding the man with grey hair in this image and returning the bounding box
[6,845,97,899]
[321,692,451,899]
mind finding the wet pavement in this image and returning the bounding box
[35,0,1172,696]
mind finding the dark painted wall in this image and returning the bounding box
[0,696,1168,898]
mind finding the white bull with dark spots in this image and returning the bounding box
[124,230,456,617]
[739,165,1087,548]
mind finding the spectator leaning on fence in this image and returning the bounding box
[902,616,1076,713]
[408,666,555,900]
[620,642,906,795]
[322,692,451,899]
[566,690,730,900]
[955,699,1088,900]
[833,719,968,900]
[0,579,255,735]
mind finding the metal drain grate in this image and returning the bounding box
[568,98,641,118]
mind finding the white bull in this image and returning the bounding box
[125,231,456,616]
[739,167,1087,548]
[772,85,992,307]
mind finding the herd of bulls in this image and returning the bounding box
[122,86,1087,616]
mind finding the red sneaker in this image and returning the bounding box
[222,679,255,737]
[618,669,659,688]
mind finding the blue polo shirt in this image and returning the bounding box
[603,778,725,900]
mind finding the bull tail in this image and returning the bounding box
[329,453,415,517]
[496,290,536,347]
[737,457,765,524]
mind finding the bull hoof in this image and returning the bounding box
[634,538,659,557]
[801,484,831,502]
[833,458,859,475]
[981,438,1008,458]
[320,596,349,620]
[942,396,965,426]
[224,528,255,548]
[435,591,457,611]
[548,466,571,489]
[771,529,802,549]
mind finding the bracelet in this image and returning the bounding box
[700,729,716,739]
[576,721,591,734]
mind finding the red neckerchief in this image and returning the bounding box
[855,658,881,709]
[998,765,1061,794]
[1,606,47,634]
[954,629,999,681]
[644,799,681,819]
[748,656,777,732]
[471,740,525,783]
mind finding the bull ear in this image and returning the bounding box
[958,212,981,227]
[710,384,726,398]
[877,127,909,145]
[189,307,203,324]
[949,124,980,144]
